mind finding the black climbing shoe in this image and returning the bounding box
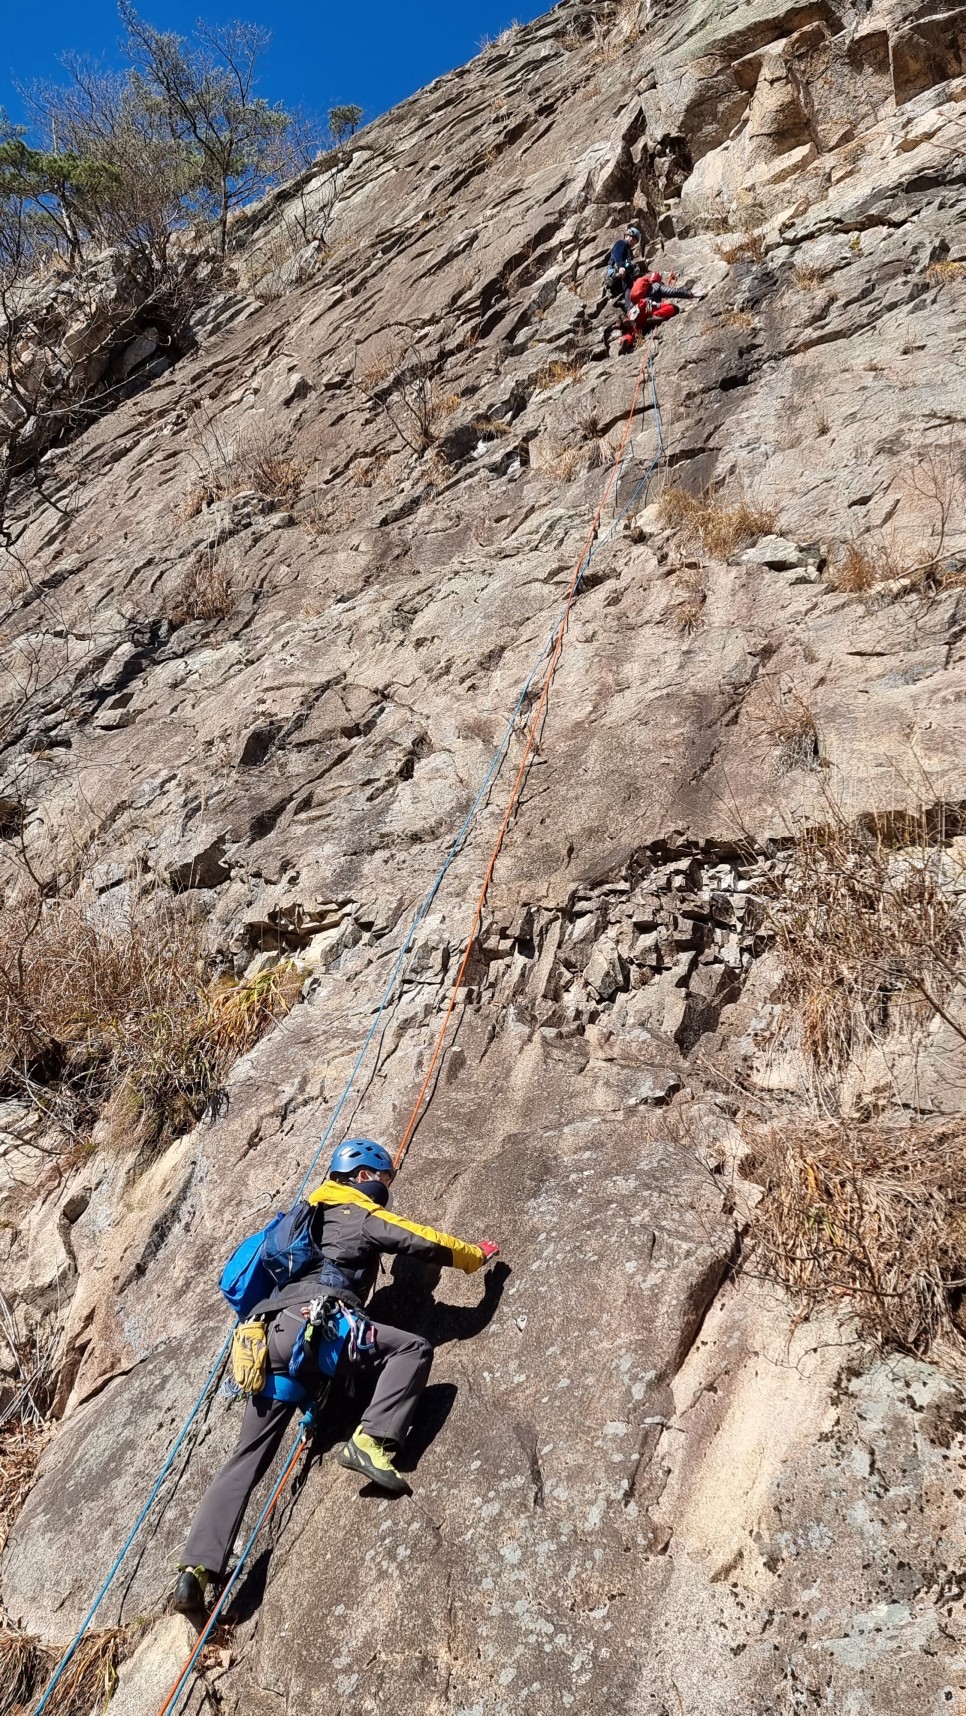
[338,1427,410,1495]
[171,1565,210,1614]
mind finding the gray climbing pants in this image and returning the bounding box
[182,1308,432,1575]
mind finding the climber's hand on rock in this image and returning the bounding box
[478,1241,500,1263]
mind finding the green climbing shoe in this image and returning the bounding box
[338,1427,410,1495]
[171,1565,210,1614]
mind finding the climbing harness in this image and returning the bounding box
[149,342,666,1716]
[32,341,665,1716]
[28,683,543,1714]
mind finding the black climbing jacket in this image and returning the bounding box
[257,1180,485,1314]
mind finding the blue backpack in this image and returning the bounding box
[219,1201,321,1319]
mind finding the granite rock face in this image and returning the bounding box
[3,0,966,1711]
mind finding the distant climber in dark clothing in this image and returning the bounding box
[605,224,642,308]
[171,1138,499,1616]
[617,270,703,353]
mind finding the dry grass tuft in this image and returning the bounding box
[2,1624,129,1716]
[302,494,358,537]
[181,421,308,515]
[0,893,301,1150]
[753,684,821,773]
[354,339,460,453]
[532,435,581,483]
[792,263,824,290]
[722,309,757,331]
[829,536,920,596]
[177,485,207,522]
[0,1625,53,1716]
[535,357,585,391]
[0,1422,48,1555]
[349,452,390,487]
[658,485,777,558]
[714,230,766,265]
[242,439,308,507]
[764,794,966,1076]
[589,0,643,60]
[670,568,707,634]
[831,540,880,593]
[167,546,234,627]
[472,416,513,440]
[926,260,966,286]
[751,1119,966,1354]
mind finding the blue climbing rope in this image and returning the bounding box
[295,654,548,1196]
[30,348,665,1715]
[159,1418,312,1716]
[32,1332,232,1715]
[299,344,664,1189]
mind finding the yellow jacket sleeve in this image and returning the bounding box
[308,1179,485,1273]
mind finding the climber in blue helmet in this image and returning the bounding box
[311,1138,499,1490]
[605,222,642,309]
[172,1137,499,1614]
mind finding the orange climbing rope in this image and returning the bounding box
[393,339,652,1167]
[154,338,653,1716]
[157,1429,310,1716]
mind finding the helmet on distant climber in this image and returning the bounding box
[625,224,641,241]
[329,1137,396,1181]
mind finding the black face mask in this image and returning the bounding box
[353,1176,390,1208]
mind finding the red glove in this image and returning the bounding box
[478,1241,500,1262]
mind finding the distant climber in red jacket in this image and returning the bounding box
[618,271,703,353]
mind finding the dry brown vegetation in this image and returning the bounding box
[831,443,966,598]
[670,568,707,634]
[721,309,756,331]
[240,223,319,304]
[792,263,824,290]
[745,787,966,1355]
[830,539,887,593]
[587,0,644,61]
[166,545,235,626]
[659,485,777,558]
[764,795,966,1075]
[926,260,966,286]
[535,357,584,391]
[472,416,513,440]
[755,684,822,773]
[354,337,460,454]
[350,451,391,486]
[302,493,358,538]
[714,230,767,265]
[1,1623,130,1716]
[532,434,581,483]
[751,1118,966,1354]
[0,1422,47,1557]
[0,892,301,1149]
[182,420,309,514]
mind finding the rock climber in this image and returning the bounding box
[605,223,642,308]
[172,1137,499,1615]
[617,270,703,354]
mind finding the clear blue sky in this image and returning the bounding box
[1,1,552,132]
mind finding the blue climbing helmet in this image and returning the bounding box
[329,1137,396,1180]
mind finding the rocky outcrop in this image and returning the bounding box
[2,0,966,1711]
[0,248,217,485]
